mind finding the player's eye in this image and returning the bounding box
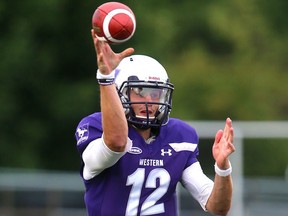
[149,90,162,99]
[131,87,162,100]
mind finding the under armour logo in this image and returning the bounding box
[161,149,172,156]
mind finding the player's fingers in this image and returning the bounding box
[119,47,135,60]
[227,118,234,142]
[229,127,234,143]
[228,141,236,153]
[215,130,223,144]
[92,30,102,55]
[223,118,232,139]
[91,29,100,47]
[91,29,108,57]
[91,29,95,39]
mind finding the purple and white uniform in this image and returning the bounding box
[75,112,213,216]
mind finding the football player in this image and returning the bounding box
[75,29,235,216]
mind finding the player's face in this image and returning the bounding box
[129,87,161,118]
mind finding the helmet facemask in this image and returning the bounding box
[118,79,174,130]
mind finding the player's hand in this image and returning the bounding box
[212,118,235,169]
[91,29,134,75]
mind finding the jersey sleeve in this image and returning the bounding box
[75,112,132,180]
[75,113,103,155]
[82,135,132,180]
[180,162,214,211]
[166,119,200,168]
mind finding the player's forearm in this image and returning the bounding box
[206,175,233,216]
[100,84,128,152]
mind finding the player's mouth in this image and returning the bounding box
[136,109,154,119]
[140,109,153,115]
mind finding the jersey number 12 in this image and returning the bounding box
[125,168,171,216]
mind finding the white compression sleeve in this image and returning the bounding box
[180,162,214,211]
[82,136,132,180]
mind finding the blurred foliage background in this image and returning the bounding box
[0,0,287,176]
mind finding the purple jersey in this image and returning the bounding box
[75,112,200,216]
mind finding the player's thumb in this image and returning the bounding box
[120,48,135,59]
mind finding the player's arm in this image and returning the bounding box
[205,166,233,215]
[80,30,134,180]
[92,29,134,152]
[181,162,214,211]
[205,118,235,215]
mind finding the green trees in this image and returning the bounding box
[1,0,287,175]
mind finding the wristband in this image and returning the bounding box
[96,69,115,86]
[97,78,115,86]
[96,69,115,79]
[214,161,232,177]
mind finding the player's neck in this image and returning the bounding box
[136,128,152,140]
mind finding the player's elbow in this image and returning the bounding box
[211,208,230,216]
[104,134,128,152]
[208,204,231,216]
[206,197,232,216]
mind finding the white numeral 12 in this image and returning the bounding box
[125,168,171,216]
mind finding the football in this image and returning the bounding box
[92,2,136,44]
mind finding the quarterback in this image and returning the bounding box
[75,29,235,216]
